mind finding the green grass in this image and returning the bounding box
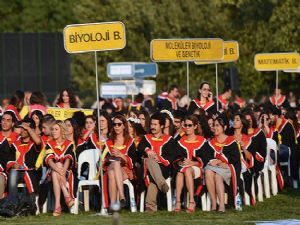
[1,188,300,225]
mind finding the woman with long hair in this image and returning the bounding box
[44,120,75,216]
[161,110,175,136]
[82,115,96,141]
[127,117,147,147]
[232,113,255,205]
[137,110,150,133]
[174,115,210,213]
[205,115,241,212]
[102,114,137,207]
[56,89,77,109]
[187,82,215,115]
[31,110,44,136]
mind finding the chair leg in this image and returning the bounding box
[257,175,263,202]
[201,193,207,211]
[126,181,137,212]
[74,190,79,214]
[206,194,211,211]
[269,167,278,195]
[166,178,172,212]
[84,189,90,212]
[140,191,145,212]
[263,169,271,198]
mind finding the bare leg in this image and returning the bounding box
[111,161,125,200]
[175,172,184,210]
[185,167,195,203]
[108,166,117,203]
[56,163,71,199]
[215,173,225,212]
[205,169,217,210]
[51,171,61,210]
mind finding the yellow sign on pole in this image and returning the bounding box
[254,52,300,71]
[195,41,239,65]
[150,38,224,62]
[63,22,126,53]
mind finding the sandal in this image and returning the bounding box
[174,201,181,212]
[65,196,74,208]
[53,206,62,217]
[186,201,195,213]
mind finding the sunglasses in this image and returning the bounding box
[113,122,123,127]
[183,123,194,128]
[202,88,210,91]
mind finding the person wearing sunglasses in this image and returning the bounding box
[205,114,241,213]
[137,112,178,212]
[187,82,215,116]
[174,115,211,213]
[101,114,137,209]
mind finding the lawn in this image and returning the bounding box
[0,188,300,225]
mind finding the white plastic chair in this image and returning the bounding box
[140,177,172,212]
[279,144,291,177]
[73,149,100,214]
[123,179,137,212]
[266,139,278,196]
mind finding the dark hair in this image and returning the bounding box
[10,90,24,111]
[214,113,229,134]
[162,112,175,136]
[3,111,17,123]
[196,114,213,138]
[94,110,112,138]
[168,84,179,93]
[233,113,249,135]
[110,114,131,144]
[243,110,258,129]
[128,120,147,138]
[197,82,210,99]
[65,118,81,146]
[135,93,144,103]
[185,115,200,135]
[72,111,86,132]
[57,89,77,108]
[30,91,47,106]
[21,117,35,129]
[31,110,44,131]
[42,114,55,124]
[151,112,166,127]
[173,110,185,121]
[137,109,150,133]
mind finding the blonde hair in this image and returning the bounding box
[52,120,67,140]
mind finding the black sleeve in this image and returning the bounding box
[187,101,197,115]
[195,142,214,166]
[137,136,151,158]
[0,140,12,171]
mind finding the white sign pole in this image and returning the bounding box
[216,63,219,111]
[94,51,106,215]
[276,70,279,107]
[187,62,190,99]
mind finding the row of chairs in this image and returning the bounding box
[36,137,293,214]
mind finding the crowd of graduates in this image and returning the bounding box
[0,83,299,216]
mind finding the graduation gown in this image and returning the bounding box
[187,98,216,115]
[7,140,40,193]
[137,134,178,186]
[248,128,267,173]
[0,134,14,181]
[44,139,75,198]
[277,118,299,180]
[175,135,211,195]
[160,97,178,111]
[206,136,241,207]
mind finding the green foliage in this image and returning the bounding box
[1,0,300,105]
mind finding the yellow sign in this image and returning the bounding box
[63,22,126,53]
[195,41,239,65]
[150,38,224,62]
[47,107,93,120]
[255,52,300,71]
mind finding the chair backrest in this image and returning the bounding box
[266,138,277,166]
[77,149,100,180]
